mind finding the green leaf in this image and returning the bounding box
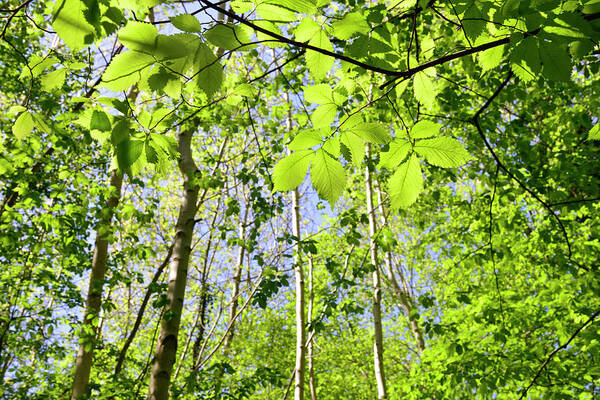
[264,0,316,14]
[478,45,505,72]
[194,43,223,96]
[463,3,486,41]
[111,119,130,145]
[340,131,365,167]
[116,139,144,170]
[411,120,442,139]
[41,68,67,91]
[101,51,155,92]
[52,0,96,50]
[289,130,322,150]
[204,24,253,51]
[414,136,472,167]
[90,110,111,132]
[379,139,411,169]
[413,68,437,109]
[346,122,391,144]
[170,14,203,32]
[303,84,333,104]
[273,150,314,191]
[539,41,571,82]
[312,103,337,129]
[307,31,334,80]
[389,154,423,209]
[118,21,157,53]
[588,124,600,140]
[310,149,346,205]
[331,12,370,40]
[117,0,161,10]
[295,17,321,42]
[13,111,35,140]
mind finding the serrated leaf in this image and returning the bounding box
[588,124,600,140]
[90,110,111,132]
[41,68,67,91]
[389,154,423,209]
[111,119,130,145]
[273,150,314,191]
[307,32,334,80]
[310,149,346,205]
[413,68,437,108]
[101,51,154,92]
[170,14,203,32]
[150,133,178,158]
[194,43,223,97]
[322,137,340,157]
[8,105,27,114]
[303,84,333,104]
[478,45,505,72]
[289,130,322,150]
[233,83,256,97]
[346,122,391,144]
[312,103,337,129]
[13,112,34,140]
[411,120,442,139]
[116,139,144,170]
[117,0,161,10]
[463,3,486,41]
[331,12,370,40]
[264,0,316,14]
[145,141,159,163]
[118,21,157,53]
[204,24,253,51]
[340,131,365,167]
[295,18,321,42]
[378,139,411,169]
[52,0,96,50]
[539,41,571,82]
[414,136,472,167]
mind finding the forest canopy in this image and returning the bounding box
[1,0,600,399]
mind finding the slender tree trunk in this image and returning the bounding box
[375,183,425,354]
[147,126,199,400]
[284,93,305,400]
[307,254,317,400]
[292,187,305,400]
[365,144,387,399]
[71,170,123,400]
[222,206,249,354]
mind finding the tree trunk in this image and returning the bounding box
[307,254,317,400]
[292,187,305,400]
[147,126,199,400]
[365,144,387,399]
[71,170,123,400]
[375,183,425,354]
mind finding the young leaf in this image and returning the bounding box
[340,131,365,167]
[346,122,391,144]
[273,150,314,191]
[312,103,337,129]
[170,14,203,32]
[193,43,223,97]
[331,12,370,40]
[310,149,346,205]
[289,130,322,150]
[116,139,144,170]
[588,124,600,140]
[378,139,411,169]
[539,41,571,82]
[118,21,157,53]
[411,120,442,139]
[13,111,35,140]
[101,51,155,92]
[303,84,333,104]
[204,24,252,51]
[111,119,130,146]
[478,45,505,72]
[90,110,112,132]
[413,68,437,109]
[41,68,67,91]
[307,31,334,81]
[389,154,423,209]
[52,0,96,50]
[414,136,472,167]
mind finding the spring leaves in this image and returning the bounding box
[101,21,223,98]
[273,112,472,209]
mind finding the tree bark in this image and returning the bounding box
[292,187,305,400]
[307,254,317,400]
[365,144,387,399]
[375,183,425,354]
[147,126,199,400]
[71,170,123,400]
